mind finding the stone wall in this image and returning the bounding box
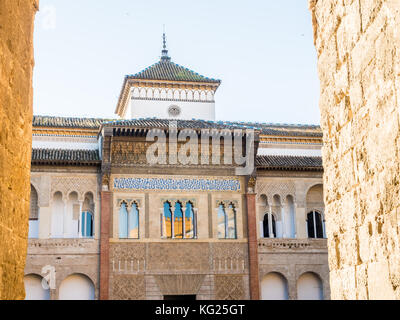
[309,0,400,299]
[0,0,38,299]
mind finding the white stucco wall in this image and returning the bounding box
[128,98,216,121]
[32,135,99,150]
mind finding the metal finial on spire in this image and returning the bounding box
[161,26,170,62]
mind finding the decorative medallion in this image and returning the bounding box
[168,105,181,117]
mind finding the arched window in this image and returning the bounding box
[285,195,296,238]
[128,202,139,238]
[81,211,93,238]
[174,202,184,239]
[119,202,128,238]
[185,202,195,239]
[162,201,197,239]
[162,201,172,238]
[227,204,237,239]
[217,204,227,238]
[81,192,94,238]
[29,185,39,239]
[51,192,64,238]
[307,210,325,238]
[119,201,140,239]
[263,213,276,238]
[217,202,237,239]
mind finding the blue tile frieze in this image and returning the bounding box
[113,177,241,192]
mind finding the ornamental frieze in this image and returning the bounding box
[111,141,238,166]
[112,176,241,192]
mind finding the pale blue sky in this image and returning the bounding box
[33,0,320,124]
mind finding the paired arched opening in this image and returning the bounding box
[59,274,95,300]
[119,201,140,239]
[29,184,39,238]
[261,272,289,300]
[306,184,325,239]
[217,202,237,239]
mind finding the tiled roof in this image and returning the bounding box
[33,115,110,129]
[32,116,322,138]
[102,118,321,137]
[32,149,100,165]
[220,121,322,137]
[256,155,323,170]
[126,60,221,84]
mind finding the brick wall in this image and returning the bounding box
[0,0,38,299]
[309,0,400,299]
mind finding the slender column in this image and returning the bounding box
[194,208,198,239]
[281,204,286,238]
[171,202,175,239]
[322,211,326,238]
[246,193,260,300]
[293,202,298,239]
[100,191,112,300]
[62,199,67,238]
[182,201,187,239]
[268,205,274,238]
[160,208,164,238]
[313,210,317,238]
[78,200,83,238]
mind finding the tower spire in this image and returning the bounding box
[161,26,171,62]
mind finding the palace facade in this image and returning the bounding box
[24,37,329,300]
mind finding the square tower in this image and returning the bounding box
[115,34,221,121]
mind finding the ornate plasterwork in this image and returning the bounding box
[51,176,98,200]
[113,177,241,192]
[147,243,209,272]
[211,243,248,273]
[116,198,142,208]
[111,141,151,164]
[214,200,239,208]
[160,198,196,207]
[153,274,205,295]
[256,180,296,202]
[215,275,245,300]
[111,275,146,300]
[111,141,236,167]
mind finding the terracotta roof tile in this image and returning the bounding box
[256,155,323,170]
[32,149,100,165]
[127,60,220,84]
[33,116,322,138]
[33,115,110,129]
[102,118,322,137]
